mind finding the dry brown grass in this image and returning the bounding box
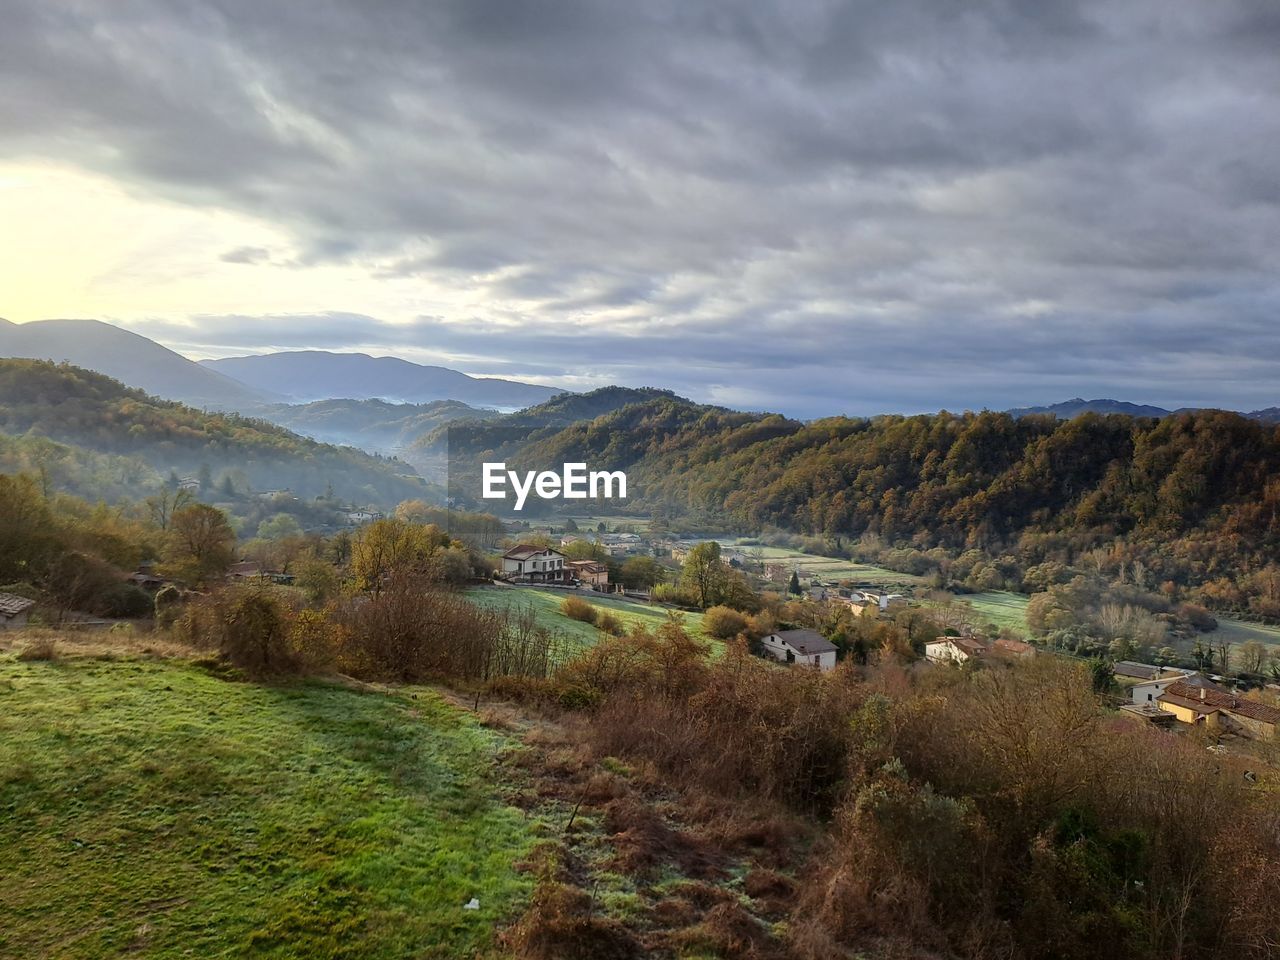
[15,636,58,661]
[2,626,193,661]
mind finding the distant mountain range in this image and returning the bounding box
[1008,397,1280,423]
[0,317,275,409]
[0,319,565,413]
[201,350,563,408]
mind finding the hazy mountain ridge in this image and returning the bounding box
[0,359,429,505]
[201,350,564,408]
[1008,397,1280,421]
[0,318,276,409]
[256,397,499,454]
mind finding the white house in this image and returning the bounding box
[761,629,838,671]
[1130,669,1200,706]
[0,593,36,630]
[345,509,382,525]
[501,545,569,583]
[925,635,991,664]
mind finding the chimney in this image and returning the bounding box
[1200,688,1206,701]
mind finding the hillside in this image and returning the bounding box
[0,656,541,959]
[0,318,274,409]
[201,351,564,408]
[0,359,428,505]
[454,393,1280,607]
[255,397,497,455]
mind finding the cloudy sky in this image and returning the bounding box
[2,0,1278,418]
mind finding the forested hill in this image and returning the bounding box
[492,394,1280,588]
[0,360,429,505]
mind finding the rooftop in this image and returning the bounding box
[771,628,838,656]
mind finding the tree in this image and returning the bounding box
[145,485,193,531]
[680,541,727,608]
[1090,658,1116,695]
[256,513,303,541]
[787,570,802,596]
[350,518,450,592]
[162,503,235,585]
[621,555,665,591]
[1237,640,1267,679]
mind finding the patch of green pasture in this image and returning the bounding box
[0,657,541,960]
[466,585,709,656]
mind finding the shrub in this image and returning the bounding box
[178,583,302,676]
[595,610,625,636]
[561,596,597,624]
[97,582,152,619]
[16,637,57,662]
[702,605,749,640]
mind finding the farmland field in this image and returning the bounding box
[733,545,929,589]
[0,656,540,960]
[964,591,1032,632]
[465,585,709,654]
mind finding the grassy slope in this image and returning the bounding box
[740,546,928,589]
[0,657,540,960]
[466,585,709,654]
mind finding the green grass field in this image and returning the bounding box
[938,590,1280,660]
[736,546,928,589]
[466,585,708,654]
[0,656,541,959]
[1211,617,1280,650]
[964,591,1033,632]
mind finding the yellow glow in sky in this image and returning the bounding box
[0,161,451,338]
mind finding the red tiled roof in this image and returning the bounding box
[503,545,564,560]
[1160,681,1280,726]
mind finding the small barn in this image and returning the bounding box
[0,593,36,630]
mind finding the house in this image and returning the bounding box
[0,593,36,630]
[345,509,382,525]
[227,560,265,580]
[127,568,172,592]
[1129,669,1200,706]
[763,562,792,583]
[177,476,201,492]
[761,629,838,671]
[560,534,584,548]
[925,635,990,664]
[501,545,569,583]
[1157,680,1280,739]
[568,559,609,588]
[1114,660,1168,681]
[990,637,1036,659]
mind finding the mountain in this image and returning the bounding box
[0,359,429,506]
[200,350,564,408]
[256,397,498,454]
[1246,407,1280,424]
[0,318,274,409]
[1007,398,1174,419]
[405,386,678,479]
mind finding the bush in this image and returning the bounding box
[702,605,749,640]
[561,596,597,624]
[16,637,58,661]
[596,611,625,636]
[97,582,152,619]
[178,583,302,676]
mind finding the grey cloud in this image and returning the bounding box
[7,0,1280,415]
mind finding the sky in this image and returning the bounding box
[1,0,1279,419]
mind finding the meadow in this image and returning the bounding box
[0,655,542,959]
[465,585,709,654]
[734,545,929,589]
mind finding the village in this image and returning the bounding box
[479,518,1280,748]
